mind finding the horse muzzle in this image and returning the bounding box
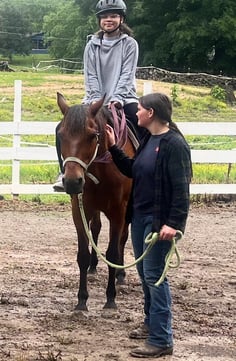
[63,177,85,194]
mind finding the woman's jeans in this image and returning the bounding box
[131,213,173,348]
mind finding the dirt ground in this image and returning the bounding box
[0,200,235,361]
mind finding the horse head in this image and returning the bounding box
[57,92,106,194]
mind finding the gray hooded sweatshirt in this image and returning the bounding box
[83,33,139,106]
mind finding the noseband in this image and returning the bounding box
[63,137,100,184]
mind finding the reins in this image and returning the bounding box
[110,103,127,147]
[78,193,182,287]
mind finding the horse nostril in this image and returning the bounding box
[63,177,85,194]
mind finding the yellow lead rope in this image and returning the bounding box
[78,194,182,287]
[146,232,182,286]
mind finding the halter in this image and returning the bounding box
[63,136,100,184]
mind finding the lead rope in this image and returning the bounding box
[78,194,182,286]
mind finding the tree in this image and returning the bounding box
[43,0,97,60]
[132,0,236,75]
[0,0,65,59]
[166,0,236,74]
[0,2,32,59]
[74,0,96,17]
[126,0,180,66]
[2,0,234,75]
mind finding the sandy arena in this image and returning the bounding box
[0,200,235,361]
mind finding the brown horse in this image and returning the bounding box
[57,93,135,311]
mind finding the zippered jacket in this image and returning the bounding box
[83,33,139,106]
[109,129,192,233]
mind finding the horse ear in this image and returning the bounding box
[89,95,105,117]
[57,92,69,115]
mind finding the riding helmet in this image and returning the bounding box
[95,0,127,17]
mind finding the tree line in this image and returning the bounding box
[0,0,235,75]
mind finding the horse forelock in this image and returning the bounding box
[61,104,113,138]
[62,104,89,135]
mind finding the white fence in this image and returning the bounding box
[0,80,236,196]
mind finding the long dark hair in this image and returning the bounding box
[139,92,185,138]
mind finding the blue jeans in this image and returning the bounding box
[131,213,173,348]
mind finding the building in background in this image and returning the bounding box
[31,32,49,54]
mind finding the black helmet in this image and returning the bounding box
[95,0,127,17]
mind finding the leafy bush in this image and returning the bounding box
[210,85,226,102]
[171,85,179,104]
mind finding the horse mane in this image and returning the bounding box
[97,106,114,128]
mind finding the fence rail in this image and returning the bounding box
[0,80,236,196]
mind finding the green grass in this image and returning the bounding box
[186,135,236,150]
[0,57,236,202]
[173,98,235,123]
[1,193,70,204]
[192,164,236,184]
[10,54,52,67]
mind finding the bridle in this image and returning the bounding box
[62,134,100,184]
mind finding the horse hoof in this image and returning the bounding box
[88,267,97,275]
[88,267,98,282]
[87,272,98,283]
[74,303,88,312]
[101,307,118,319]
[116,270,126,285]
[116,277,126,286]
[103,301,117,310]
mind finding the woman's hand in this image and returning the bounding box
[105,124,116,148]
[159,225,177,241]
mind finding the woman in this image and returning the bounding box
[105,92,192,358]
[53,0,144,191]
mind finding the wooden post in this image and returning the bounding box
[143,81,153,95]
[12,80,22,197]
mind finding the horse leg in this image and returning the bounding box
[103,219,124,309]
[116,222,129,285]
[88,211,101,274]
[71,195,90,311]
[76,237,90,311]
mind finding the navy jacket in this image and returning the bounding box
[109,129,192,233]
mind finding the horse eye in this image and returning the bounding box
[57,131,63,140]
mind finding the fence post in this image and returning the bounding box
[12,80,22,196]
[143,81,153,95]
